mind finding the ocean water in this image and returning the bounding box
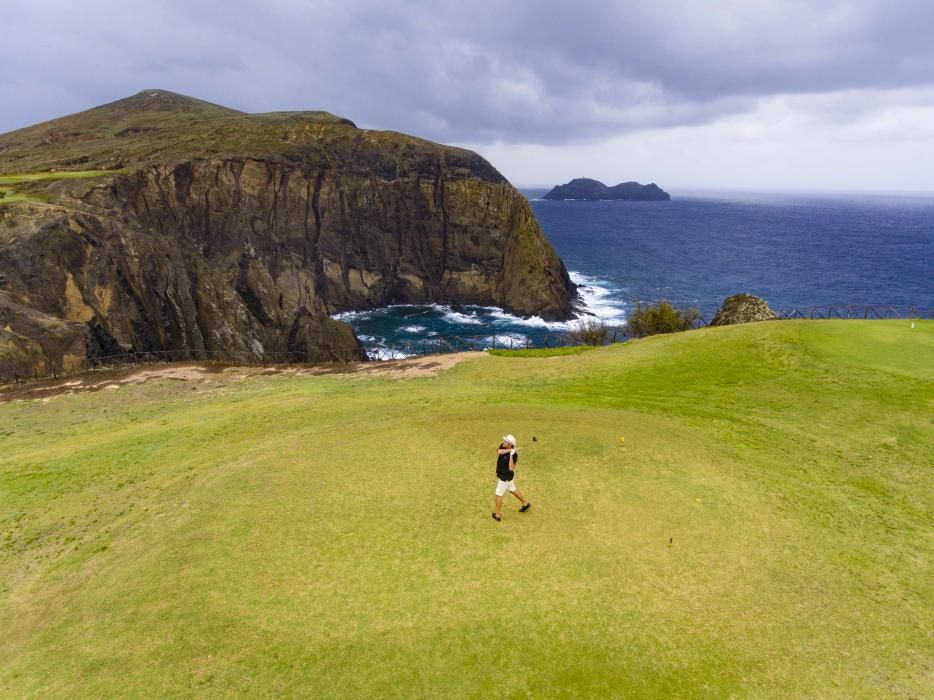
[336,189,934,358]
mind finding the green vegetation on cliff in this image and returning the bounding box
[0,171,123,184]
[0,90,354,174]
[0,171,123,207]
[1,320,931,697]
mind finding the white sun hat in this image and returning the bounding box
[503,434,517,446]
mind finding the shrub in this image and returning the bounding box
[627,300,700,338]
[564,318,612,346]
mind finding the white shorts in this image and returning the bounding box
[495,479,517,496]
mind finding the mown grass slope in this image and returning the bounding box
[1,320,931,698]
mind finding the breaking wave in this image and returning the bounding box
[330,271,628,358]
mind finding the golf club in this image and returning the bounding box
[515,435,538,451]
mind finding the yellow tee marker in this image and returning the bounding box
[619,436,625,446]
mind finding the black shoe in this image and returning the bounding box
[491,512,502,522]
[519,503,531,513]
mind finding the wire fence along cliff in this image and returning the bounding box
[2,305,931,389]
[771,305,934,321]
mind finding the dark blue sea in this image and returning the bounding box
[336,189,934,358]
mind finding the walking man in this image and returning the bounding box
[492,434,531,522]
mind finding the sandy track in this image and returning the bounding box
[1,353,484,402]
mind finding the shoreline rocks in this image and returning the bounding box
[710,294,778,326]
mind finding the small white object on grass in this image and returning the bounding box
[911,322,915,329]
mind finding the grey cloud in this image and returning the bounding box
[1,0,934,144]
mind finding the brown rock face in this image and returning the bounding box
[0,290,87,378]
[0,91,574,377]
[710,294,778,326]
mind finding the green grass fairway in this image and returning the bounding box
[488,345,596,358]
[1,320,932,697]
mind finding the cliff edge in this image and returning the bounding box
[0,90,574,376]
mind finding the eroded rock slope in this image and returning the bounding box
[0,90,574,376]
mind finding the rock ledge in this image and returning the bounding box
[710,294,778,326]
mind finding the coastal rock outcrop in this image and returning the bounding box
[710,294,778,326]
[0,90,574,377]
[543,178,670,201]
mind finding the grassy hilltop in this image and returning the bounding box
[1,320,932,697]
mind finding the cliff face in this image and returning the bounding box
[113,156,572,317]
[0,91,574,377]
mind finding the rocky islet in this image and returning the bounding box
[543,178,670,201]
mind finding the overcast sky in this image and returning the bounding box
[2,0,934,191]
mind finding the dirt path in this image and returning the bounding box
[0,353,484,402]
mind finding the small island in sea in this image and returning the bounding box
[543,177,670,201]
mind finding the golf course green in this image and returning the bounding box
[1,320,931,697]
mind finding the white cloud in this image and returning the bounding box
[1,0,933,189]
[469,87,934,191]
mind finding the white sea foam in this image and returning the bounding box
[367,347,413,361]
[333,272,628,352]
[479,271,628,330]
[480,333,529,348]
[570,271,628,325]
[440,308,484,325]
[487,308,556,328]
[331,310,373,322]
[332,303,432,323]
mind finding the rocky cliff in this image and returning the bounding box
[0,91,574,377]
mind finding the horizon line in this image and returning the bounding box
[517,183,934,197]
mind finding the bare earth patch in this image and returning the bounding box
[0,353,483,402]
[289,352,483,379]
[118,366,210,384]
